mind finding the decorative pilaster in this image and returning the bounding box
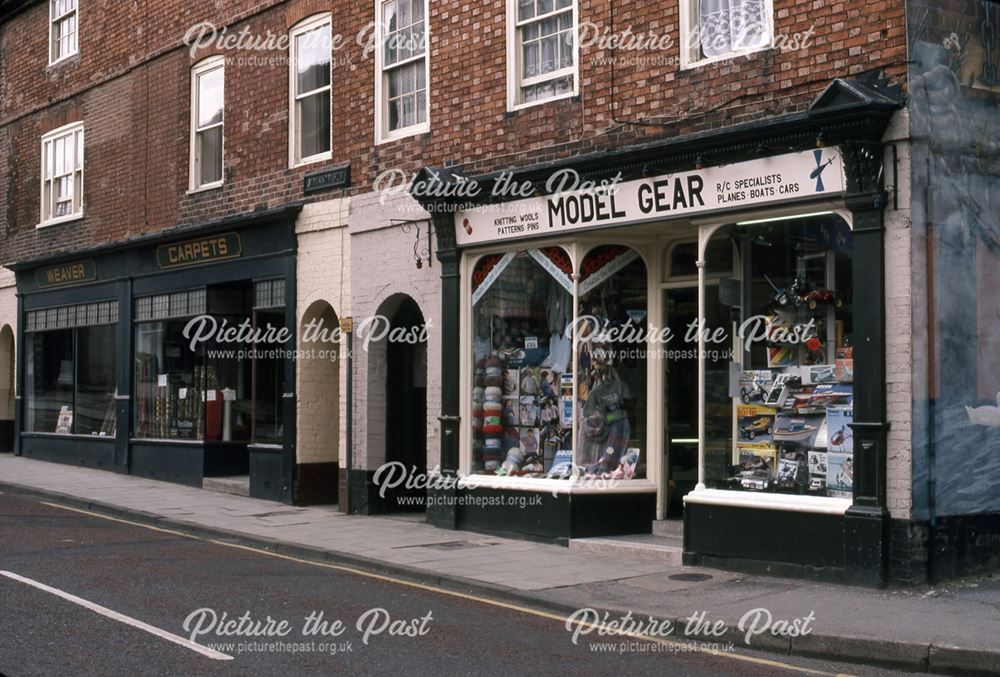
[427,209,461,529]
[841,140,891,587]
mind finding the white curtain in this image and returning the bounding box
[700,0,768,58]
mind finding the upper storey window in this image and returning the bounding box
[50,0,79,64]
[508,0,577,110]
[682,0,772,67]
[289,14,332,166]
[40,122,84,226]
[376,0,430,142]
[190,57,225,191]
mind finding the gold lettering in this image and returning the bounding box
[160,235,238,268]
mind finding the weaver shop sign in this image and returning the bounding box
[36,259,98,288]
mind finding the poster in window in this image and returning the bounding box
[772,413,823,448]
[55,406,73,434]
[826,452,854,497]
[766,317,796,367]
[738,448,777,475]
[826,406,854,454]
[736,404,776,445]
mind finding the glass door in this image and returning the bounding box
[662,283,732,517]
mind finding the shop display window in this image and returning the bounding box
[75,325,118,435]
[134,318,208,440]
[471,248,573,476]
[575,246,647,479]
[25,301,118,436]
[133,280,286,443]
[469,246,647,480]
[703,213,854,499]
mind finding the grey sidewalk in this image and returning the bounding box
[1,454,998,675]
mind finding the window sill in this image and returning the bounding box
[454,473,656,495]
[248,443,283,452]
[129,437,249,446]
[683,487,852,515]
[186,181,223,195]
[47,50,80,68]
[507,88,577,113]
[377,123,430,145]
[680,44,772,71]
[290,152,333,170]
[37,212,84,229]
[21,431,115,440]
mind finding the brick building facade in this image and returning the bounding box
[1,0,997,585]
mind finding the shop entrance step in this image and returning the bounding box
[203,475,250,497]
[567,534,684,565]
[652,519,684,538]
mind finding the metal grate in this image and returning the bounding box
[254,278,286,309]
[668,573,713,582]
[26,300,118,332]
[135,288,207,321]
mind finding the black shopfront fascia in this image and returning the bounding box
[10,204,301,503]
[410,74,904,584]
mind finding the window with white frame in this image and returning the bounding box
[290,14,332,166]
[40,122,84,226]
[683,0,772,66]
[377,0,429,141]
[190,57,224,190]
[50,0,78,64]
[509,0,577,108]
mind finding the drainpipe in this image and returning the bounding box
[924,174,937,534]
[344,318,354,514]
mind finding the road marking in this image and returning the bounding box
[210,542,852,677]
[0,570,233,661]
[39,500,852,677]
[39,502,199,540]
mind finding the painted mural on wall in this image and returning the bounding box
[909,1,1000,519]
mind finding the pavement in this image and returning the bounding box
[1,453,998,676]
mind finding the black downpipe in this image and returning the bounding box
[345,323,353,513]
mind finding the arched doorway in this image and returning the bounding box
[377,295,427,512]
[295,300,341,504]
[0,325,14,452]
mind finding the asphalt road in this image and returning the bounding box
[0,490,929,677]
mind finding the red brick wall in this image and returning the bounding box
[0,0,908,263]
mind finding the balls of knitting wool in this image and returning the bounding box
[482,421,502,434]
[484,386,502,403]
[483,354,504,386]
[482,402,503,434]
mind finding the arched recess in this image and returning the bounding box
[295,300,341,504]
[0,325,12,452]
[367,293,427,512]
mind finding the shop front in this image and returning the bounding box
[417,75,904,584]
[12,205,300,502]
